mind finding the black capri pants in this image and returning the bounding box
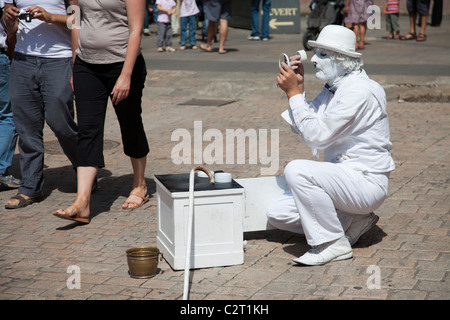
[73,54,149,168]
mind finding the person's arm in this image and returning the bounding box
[288,87,372,150]
[69,0,79,91]
[2,3,18,34]
[156,4,165,13]
[26,5,71,27]
[278,57,372,149]
[5,29,16,60]
[111,0,145,105]
[70,0,79,62]
[2,4,18,60]
[156,3,175,15]
[344,0,350,15]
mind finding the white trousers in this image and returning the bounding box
[266,160,389,246]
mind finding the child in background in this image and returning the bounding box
[156,0,177,52]
[344,0,371,50]
[179,0,200,50]
[383,0,400,39]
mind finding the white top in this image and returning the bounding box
[5,0,71,58]
[179,0,199,18]
[282,69,396,173]
[1,0,7,48]
[156,0,176,23]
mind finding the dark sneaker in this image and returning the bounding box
[0,175,22,189]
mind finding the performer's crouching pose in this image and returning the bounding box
[267,25,395,266]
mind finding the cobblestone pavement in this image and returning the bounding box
[0,16,449,301]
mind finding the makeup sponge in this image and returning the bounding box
[297,50,307,62]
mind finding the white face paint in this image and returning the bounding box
[311,49,346,82]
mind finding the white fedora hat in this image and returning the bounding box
[308,25,362,58]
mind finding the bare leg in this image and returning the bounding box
[352,23,360,49]
[55,166,97,219]
[122,156,148,209]
[218,19,228,54]
[201,21,217,51]
[418,15,427,39]
[400,14,417,40]
[409,14,417,35]
[358,22,366,49]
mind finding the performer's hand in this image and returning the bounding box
[277,62,303,99]
[289,55,305,89]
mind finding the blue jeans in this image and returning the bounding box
[9,53,78,197]
[0,53,17,175]
[180,15,197,46]
[251,0,271,38]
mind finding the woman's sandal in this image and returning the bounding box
[54,204,90,224]
[122,190,149,210]
[416,33,427,41]
[400,32,416,40]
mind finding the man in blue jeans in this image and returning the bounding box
[0,0,21,191]
[3,0,78,209]
[248,0,271,41]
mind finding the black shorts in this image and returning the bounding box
[407,0,431,16]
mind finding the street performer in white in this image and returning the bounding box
[267,25,395,266]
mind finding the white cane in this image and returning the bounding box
[183,166,214,300]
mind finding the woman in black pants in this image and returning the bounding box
[55,0,149,224]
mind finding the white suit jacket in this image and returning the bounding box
[282,69,396,173]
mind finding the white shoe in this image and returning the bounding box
[345,213,379,246]
[247,35,260,41]
[293,237,353,266]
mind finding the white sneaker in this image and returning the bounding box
[248,35,260,41]
[293,237,353,266]
[345,213,379,246]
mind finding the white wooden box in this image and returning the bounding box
[236,176,289,232]
[155,174,245,270]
